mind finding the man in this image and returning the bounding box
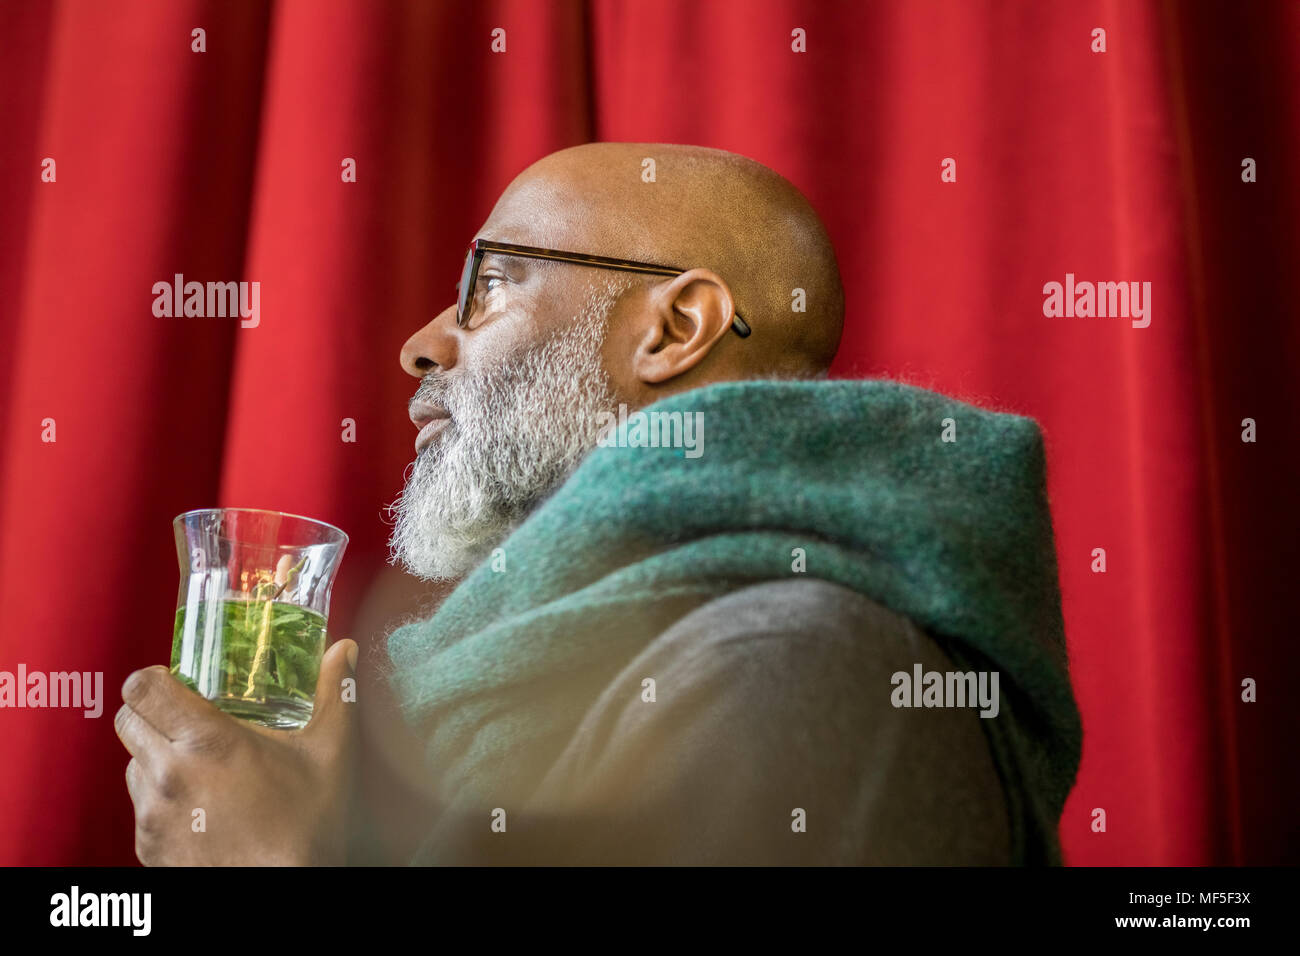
[117,142,1082,866]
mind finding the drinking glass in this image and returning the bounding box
[171,508,348,729]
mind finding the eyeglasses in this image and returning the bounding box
[455,238,752,337]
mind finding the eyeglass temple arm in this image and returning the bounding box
[469,242,752,336]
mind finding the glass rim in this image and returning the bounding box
[172,507,349,546]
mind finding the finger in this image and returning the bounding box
[121,666,223,743]
[125,757,148,806]
[302,639,359,743]
[115,700,172,776]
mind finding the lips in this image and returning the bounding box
[409,400,451,453]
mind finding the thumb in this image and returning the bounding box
[304,638,359,738]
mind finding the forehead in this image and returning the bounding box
[474,170,620,252]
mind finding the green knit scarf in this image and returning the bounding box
[386,378,1083,864]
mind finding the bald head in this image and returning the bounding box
[480,142,844,380]
[393,144,846,578]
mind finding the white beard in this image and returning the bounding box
[386,280,625,581]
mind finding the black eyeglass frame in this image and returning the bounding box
[456,238,752,337]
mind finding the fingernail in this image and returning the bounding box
[346,641,358,671]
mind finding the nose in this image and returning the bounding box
[400,303,460,378]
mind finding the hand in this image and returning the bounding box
[115,639,360,866]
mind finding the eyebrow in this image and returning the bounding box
[478,252,530,275]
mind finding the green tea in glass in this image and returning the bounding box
[171,508,348,730]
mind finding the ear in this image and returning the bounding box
[631,268,736,384]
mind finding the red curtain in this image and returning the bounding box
[1,0,1295,866]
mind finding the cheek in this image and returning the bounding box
[525,278,579,334]
[599,307,644,397]
[461,300,542,369]
[473,283,572,363]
